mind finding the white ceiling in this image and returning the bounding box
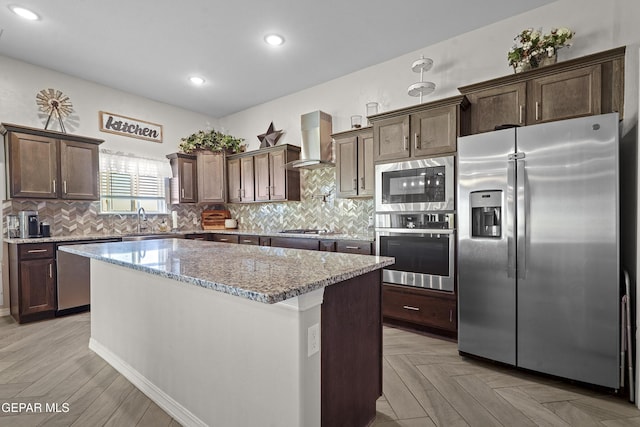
[0,0,555,118]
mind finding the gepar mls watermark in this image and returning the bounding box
[2,402,69,414]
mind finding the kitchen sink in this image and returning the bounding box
[121,233,185,241]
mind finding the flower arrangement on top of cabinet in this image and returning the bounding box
[507,27,574,73]
[179,129,245,154]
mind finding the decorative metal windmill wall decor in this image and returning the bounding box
[36,88,74,132]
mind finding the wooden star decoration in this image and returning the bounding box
[257,122,284,148]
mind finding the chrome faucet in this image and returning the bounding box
[137,207,148,233]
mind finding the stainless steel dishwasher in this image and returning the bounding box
[56,239,120,315]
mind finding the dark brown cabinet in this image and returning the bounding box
[270,236,320,251]
[211,234,240,244]
[230,144,300,203]
[167,153,198,204]
[227,156,255,203]
[334,127,374,198]
[8,243,56,323]
[459,46,625,135]
[197,151,226,203]
[336,240,373,255]
[2,123,102,200]
[464,82,526,134]
[184,233,210,241]
[370,96,469,163]
[382,284,456,333]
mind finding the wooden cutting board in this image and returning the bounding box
[201,210,231,230]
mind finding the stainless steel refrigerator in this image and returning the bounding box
[457,113,620,389]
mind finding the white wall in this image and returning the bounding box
[0,55,218,158]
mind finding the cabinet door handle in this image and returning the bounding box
[403,305,420,311]
[360,177,365,189]
[242,239,253,243]
[266,186,270,196]
[403,136,409,151]
[181,188,185,198]
[27,249,48,254]
[219,238,229,242]
[63,181,67,194]
[414,133,420,150]
[52,180,56,193]
[450,308,453,322]
[519,105,524,124]
[353,178,357,190]
[535,101,540,121]
[49,263,53,278]
[345,246,360,250]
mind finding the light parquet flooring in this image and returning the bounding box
[0,313,638,426]
[373,326,640,427]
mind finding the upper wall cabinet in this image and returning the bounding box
[1,123,102,200]
[167,152,198,204]
[333,127,374,198]
[227,144,300,203]
[368,95,470,163]
[196,151,226,204]
[458,46,625,135]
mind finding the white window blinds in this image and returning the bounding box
[99,150,172,214]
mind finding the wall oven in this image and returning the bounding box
[376,213,455,291]
[375,156,454,213]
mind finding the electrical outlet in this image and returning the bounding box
[307,323,320,357]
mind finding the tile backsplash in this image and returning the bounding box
[3,168,373,237]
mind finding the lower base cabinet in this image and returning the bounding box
[9,243,56,324]
[382,283,457,334]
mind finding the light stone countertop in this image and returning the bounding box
[59,238,394,304]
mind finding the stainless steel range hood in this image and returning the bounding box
[284,110,334,170]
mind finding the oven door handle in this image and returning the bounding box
[375,228,455,235]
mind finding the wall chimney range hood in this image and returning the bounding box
[284,110,334,170]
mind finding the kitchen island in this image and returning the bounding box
[59,238,394,427]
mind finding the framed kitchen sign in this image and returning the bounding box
[99,111,163,143]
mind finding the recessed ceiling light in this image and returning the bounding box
[264,34,285,46]
[8,5,39,21]
[189,76,205,85]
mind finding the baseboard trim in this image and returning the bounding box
[0,308,10,317]
[89,338,207,427]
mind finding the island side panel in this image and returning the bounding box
[89,259,322,427]
[321,269,382,427]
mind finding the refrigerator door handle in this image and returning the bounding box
[516,156,527,279]
[507,156,517,278]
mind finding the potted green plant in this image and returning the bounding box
[507,27,574,73]
[179,129,245,154]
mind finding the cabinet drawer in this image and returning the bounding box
[319,240,336,252]
[259,237,271,246]
[19,243,55,260]
[270,237,319,251]
[382,285,456,332]
[212,234,239,244]
[185,233,209,241]
[238,235,260,245]
[336,240,373,255]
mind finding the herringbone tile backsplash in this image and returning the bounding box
[3,168,373,236]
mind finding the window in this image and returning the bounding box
[99,150,172,214]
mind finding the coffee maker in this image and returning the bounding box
[18,211,40,238]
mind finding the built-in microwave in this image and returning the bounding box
[375,156,455,213]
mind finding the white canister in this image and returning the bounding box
[224,219,238,229]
